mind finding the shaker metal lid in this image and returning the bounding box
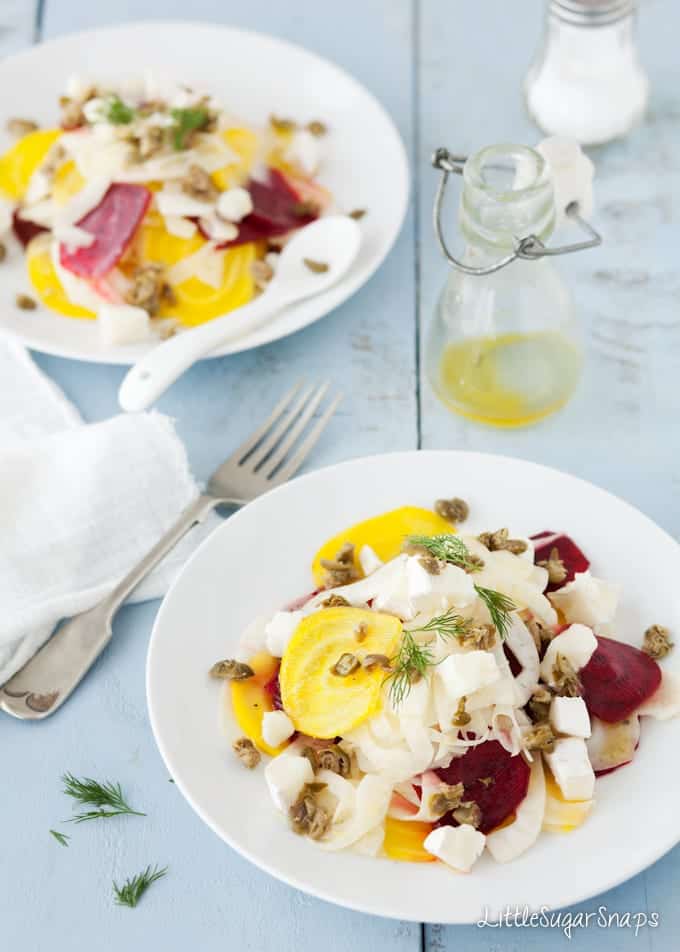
[549,0,635,25]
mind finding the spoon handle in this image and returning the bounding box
[118,291,282,412]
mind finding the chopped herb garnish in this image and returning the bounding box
[406,533,481,572]
[49,829,70,847]
[385,630,434,707]
[62,773,145,823]
[107,96,135,125]
[113,865,168,908]
[170,106,210,149]
[409,608,471,642]
[473,585,515,640]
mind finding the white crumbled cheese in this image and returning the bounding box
[550,696,591,738]
[372,556,434,619]
[65,73,92,100]
[424,825,486,872]
[24,170,52,205]
[262,710,295,748]
[359,544,383,576]
[264,610,304,657]
[82,97,108,124]
[217,186,253,222]
[436,650,501,702]
[264,754,313,812]
[540,624,597,684]
[283,129,322,176]
[164,215,198,239]
[98,305,151,346]
[544,737,595,801]
[236,615,269,661]
[198,213,238,243]
[549,573,619,628]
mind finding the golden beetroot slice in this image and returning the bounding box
[531,530,590,591]
[435,740,530,834]
[60,183,151,279]
[580,636,662,724]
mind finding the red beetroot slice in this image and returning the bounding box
[435,740,530,834]
[530,530,590,591]
[12,209,48,247]
[215,168,317,248]
[580,636,662,723]
[59,183,151,279]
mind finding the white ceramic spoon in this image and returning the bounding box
[118,215,362,411]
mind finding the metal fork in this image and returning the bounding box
[0,381,341,721]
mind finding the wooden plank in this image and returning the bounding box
[418,0,680,949]
[0,2,420,952]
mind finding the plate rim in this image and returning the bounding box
[146,449,680,922]
[0,20,409,364]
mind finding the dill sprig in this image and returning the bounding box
[113,865,168,908]
[49,829,70,847]
[386,631,434,707]
[474,585,515,639]
[410,607,471,642]
[406,533,481,571]
[106,95,135,125]
[62,773,145,823]
[171,106,210,149]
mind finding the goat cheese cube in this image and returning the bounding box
[550,696,591,738]
[437,650,501,701]
[283,129,322,176]
[549,573,619,628]
[98,305,151,346]
[217,186,254,222]
[262,710,295,748]
[544,737,595,801]
[424,825,486,872]
[264,610,304,657]
[540,624,597,684]
[264,754,313,812]
[358,544,384,576]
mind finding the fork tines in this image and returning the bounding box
[236,381,342,483]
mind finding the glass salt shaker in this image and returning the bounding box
[425,142,602,428]
[525,0,648,145]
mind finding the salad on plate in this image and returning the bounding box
[0,74,349,345]
[211,499,679,874]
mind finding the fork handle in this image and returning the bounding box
[0,493,225,720]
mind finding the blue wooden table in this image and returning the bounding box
[2,1,679,949]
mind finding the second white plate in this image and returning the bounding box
[0,22,408,363]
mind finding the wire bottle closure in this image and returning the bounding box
[432,147,603,276]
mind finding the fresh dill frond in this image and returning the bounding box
[62,773,145,823]
[49,829,70,847]
[113,865,168,908]
[410,608,471,642]
[474,585,515,640]
[386,631,434,707]
[171,106,210,149]
[406,534,480,571]
[106,95,135,124]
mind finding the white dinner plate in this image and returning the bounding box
[0,22,408,364]
[146,451,680,923]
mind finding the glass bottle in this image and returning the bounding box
[425,144,583,428]
[525,0,648,146]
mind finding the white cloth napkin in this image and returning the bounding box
[0,339,216,685]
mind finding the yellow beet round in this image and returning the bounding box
[280,607,402,739]
[311,505,455,586]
